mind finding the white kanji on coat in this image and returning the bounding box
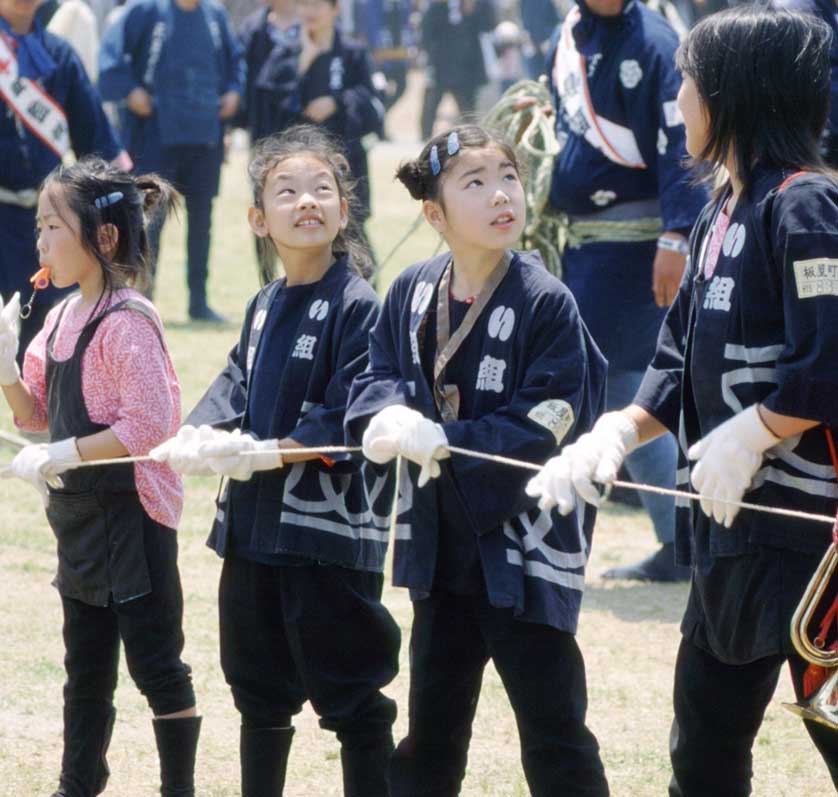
[411,281,434,315]
[703,276,735,312]
[619,60,643,89]
[476,355,506,393]
[657,129,668,155]
[409,329,421,365]
[292,334,317,360]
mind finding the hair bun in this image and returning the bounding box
[395,160,427,201]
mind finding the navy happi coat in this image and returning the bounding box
[188,257,393,572]
[346,250,607,632]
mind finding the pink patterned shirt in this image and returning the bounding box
[17,289,183,530]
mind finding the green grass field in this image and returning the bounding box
[0,139,831,795]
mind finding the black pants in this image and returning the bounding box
[61,518,195,717]
[219,556,400,737]
[420,81,479,140]
[669,635,838,795]
[390,591,609,797]
[145,143,222,311]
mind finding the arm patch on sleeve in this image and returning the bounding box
[527,399,575,444]
[793,258,838,299]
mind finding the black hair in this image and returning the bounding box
[248,125,374,284]
[395,124,523,203]
[676,7,833,195]
[41,156,178,295]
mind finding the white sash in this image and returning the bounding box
[0,33,70,159]
[553,9,646,170]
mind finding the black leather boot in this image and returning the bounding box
[52,704,116,797]
[152,715,202,796]
[339,730,394,797]
[240,725,294,797]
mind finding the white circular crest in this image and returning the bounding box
[488,306,515,342]
[619,60,643,89]
[722,223,746,259]
[308,299,329,321]
[411,281,434,315]
[590,190,617,207]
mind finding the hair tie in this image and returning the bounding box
[447,130,460,156]
[430,145,441,176]
[94,191,124,210]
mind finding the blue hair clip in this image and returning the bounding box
[447,130,460,156]
[430,145,441,176]
[94,191,124,210]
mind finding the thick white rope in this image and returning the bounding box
[1,439,834,526]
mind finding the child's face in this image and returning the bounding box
[297,0,339,37]
[249,154,348,259]
[427,146,525,252]
[678,75,710,159]
[36,188,100,291]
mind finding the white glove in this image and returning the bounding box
[688,404,780,528]
[0,292,21,386]
[0,438,81,504]
[198,429,282,481]
[149,425,222,476]
[525,411,639,514]
[362,404,449,487]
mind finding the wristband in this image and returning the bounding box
[657,236,689,256]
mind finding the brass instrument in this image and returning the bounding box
[783,542,838,729]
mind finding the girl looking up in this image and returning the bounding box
[528,8,838,792]
[152,125,399,797]
[0,158,200,797]
[346,124,610,796]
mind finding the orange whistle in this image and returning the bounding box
[30,267,51,291]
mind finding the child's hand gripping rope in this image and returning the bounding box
[0,438,81,504]
[362,405,450,487]
[526,412,639,514]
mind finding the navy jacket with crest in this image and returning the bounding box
[635,169,838,568]
[187,257,393,572]
[345,250,607,632]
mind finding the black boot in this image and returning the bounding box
[52,704,116,797]
[339,731,394,797]
[152,715,202,796]
[601,542,691,583]
[241,726,294,796]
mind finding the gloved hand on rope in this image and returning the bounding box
[525,411,639,514]
[688,405,780,528]
[0,438,81,504]
[0,292,21,386]
[362,404,450,487]
[150,424,226,476]
[197,428,283,481]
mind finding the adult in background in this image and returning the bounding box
[546,0,708,581]
[521,0,559,80]
[237,0,299,147]
[0,0,125,365]
[98,0,245,323]
[419,0,494,139]
[253,0,384,258]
